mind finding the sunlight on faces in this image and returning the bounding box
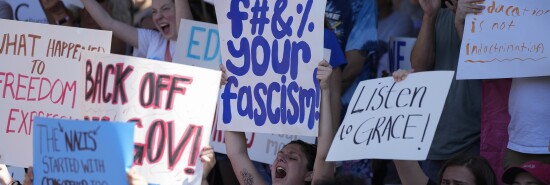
[151,0,178,41]
[441,166,476,185]
[513,172,543,185]
[271,144,312,185]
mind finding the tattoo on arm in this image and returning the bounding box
[240,169,254,185]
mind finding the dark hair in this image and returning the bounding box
[316,173,367,185]
[439,155,497,185]
[286,140,317,171]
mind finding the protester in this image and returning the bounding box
[81,0,192,61]
[404,0,484,182]
[394,155,497,185]
[224,60,336,185]
[0,0,12,20]
[502,161,550,185]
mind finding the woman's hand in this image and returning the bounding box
[317,60,333,90]
[392,69,415,82]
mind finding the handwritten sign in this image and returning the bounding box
[326,71,454,161]
[388,37,415,73]
[215,0,326,136]
[174,19,221,70]
[457,0,550,79]
[33,117,133,185]
[81,51,221,184]
[0,19,111,167]
[209,122,315,164]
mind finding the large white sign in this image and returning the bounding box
[0,19,111,167]
[174,19,221,70]
[81,52,221,185]
[457,0,550,79]
[215,0,326,136]
[327,71,454,161]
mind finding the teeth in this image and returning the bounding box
[276,166,285,171]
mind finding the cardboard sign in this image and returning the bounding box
[81,52,221,184]
[33,117,134,185]
[215,0,327,136]
[327,71,454,161]
[457,0,550,79]
[174,19,221,70]
[0,19,112,167]
[209,122,315,164]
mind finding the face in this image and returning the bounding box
[151,0,178,40]
[441,166,476,185]
[512,172,543,185]
[271,144,311,185]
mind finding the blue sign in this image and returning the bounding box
[33,117,134,185]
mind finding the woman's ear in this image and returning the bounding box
[304,171,313,182]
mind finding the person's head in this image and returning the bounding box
[271,140,316,185]
[502,161,550,185]
[151,0,178,41]
[439,155,497,185]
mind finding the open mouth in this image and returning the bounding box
[275,166,287,179]
[159,23,170,34]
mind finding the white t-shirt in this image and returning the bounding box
[134,28,176,61]
[508,76,550,154]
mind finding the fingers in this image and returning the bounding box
[219,64,228,86]
[392,69,414,82]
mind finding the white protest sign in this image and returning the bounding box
[215,0,326,136]
[389,37,415,72]
[81,52,221,184]
[4,0,48,23]
[174,19,221,70]
[457,0,550,79]
[209,122,315,164]
[327,71,454,161]
[0,19,111,167]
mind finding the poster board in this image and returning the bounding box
[215,0,327,136]
[327,71,454,161]
[457,0,550,79]
[0,19,111,167]
[81,51,221,184]
[33,117,134,185]
[174,19,221,70]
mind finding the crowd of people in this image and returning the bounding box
[0,0,548,184]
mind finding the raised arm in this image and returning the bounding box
[454,0,485,40]
[410,0,441,72]
[312,60,336,184]
[393,160,429,185]
[81,0,139,47]
[175,0,193,35]
[225,131,267,185]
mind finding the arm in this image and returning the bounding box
[454,0,485,40]
[80,0,138,47]
[312,60,336,184]
[225,131,267,185]
[342,50,366,90]
[393,160,429,185]
[329,67,342,131]
[175,0,193,35]
[0,164,12,185]
[200,145,216,185]
[410,0,441,72]
[23,167,33,185]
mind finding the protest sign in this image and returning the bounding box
[215,0,327,136]
[0,19,111,167]
[33,117,133,185]
[174,19,221,70]
[81,51,221,184]
[457,0,550,79]
[326,71,454,161]
[388,37,415,73]
[4,0,47,23]
[209,122,315,164]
